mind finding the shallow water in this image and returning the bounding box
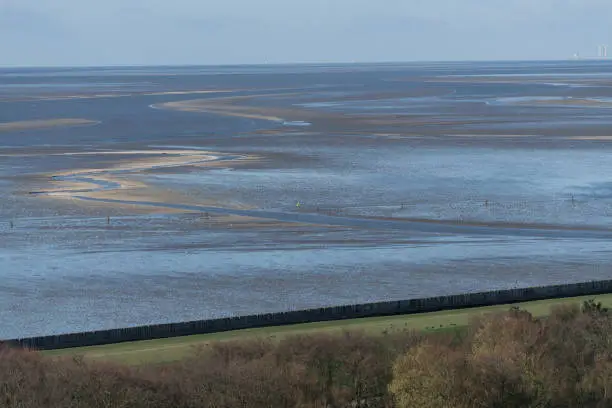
[146,146,612,227]
[3,61,612,338]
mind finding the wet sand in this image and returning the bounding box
[515,98,612,107]
[155,93,315,123]
[0,119,99,132]
[158,100,286,122]
[4,61,612,338]
[25,149,260,212]
[568,136,612,140]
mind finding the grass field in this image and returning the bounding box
[43,293,612,365]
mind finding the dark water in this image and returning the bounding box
[2,61,612,338]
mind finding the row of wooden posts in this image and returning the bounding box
[2,195,585,229]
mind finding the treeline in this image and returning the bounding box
[1,300,611,407]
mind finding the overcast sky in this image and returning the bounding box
[1,0,612,66]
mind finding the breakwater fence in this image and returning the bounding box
[5,279,612,351]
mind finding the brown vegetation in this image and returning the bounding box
[1,300,610,407]
[390,301,612,408]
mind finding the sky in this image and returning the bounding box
[1,0,612,66]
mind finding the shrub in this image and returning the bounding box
[0,346,175,408]
[3,305,612,408]
[160,330,408,407]
[390,306,612,408]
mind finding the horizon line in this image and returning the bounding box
[0,57,591,70]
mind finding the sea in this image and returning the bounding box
[2,60,612,338]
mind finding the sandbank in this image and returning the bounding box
[0,118,99,132]
[30,149,257,214]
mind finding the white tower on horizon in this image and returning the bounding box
[599,45,608,58]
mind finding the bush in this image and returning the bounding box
[2,305,612,408]
[159,330,409,407]
[0,346,175,408]
[389,306,612,408]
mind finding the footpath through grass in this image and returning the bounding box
[44,293,612,365]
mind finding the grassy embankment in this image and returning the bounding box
[43,293,612,365]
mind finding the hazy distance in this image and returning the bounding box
[2,0,612,67]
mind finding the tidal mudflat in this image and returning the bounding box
[2,61,612,338]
